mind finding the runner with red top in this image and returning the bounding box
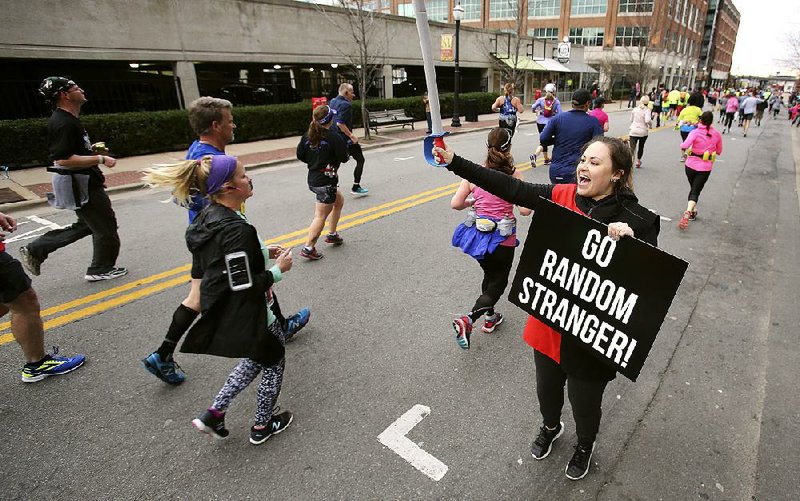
[449,128,531,348]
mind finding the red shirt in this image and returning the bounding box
[522,184,582,363]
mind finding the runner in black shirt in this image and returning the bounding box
[297,105,349,260]
[19,77,126,282]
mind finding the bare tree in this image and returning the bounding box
[315,0,389,140]
[776,32,800,74]
[483,0,527,90]
[594,22,656,99]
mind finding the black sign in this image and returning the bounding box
[508,200,687,381]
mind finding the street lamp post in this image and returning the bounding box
[451,2,464,127]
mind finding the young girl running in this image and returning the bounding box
[144,155,294,445]
[677,112,723,229]
[297,105,350,260]
[450,128,531,349]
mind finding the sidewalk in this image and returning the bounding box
[0,112,503,209]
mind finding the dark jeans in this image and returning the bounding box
[469,245,515,321]
[425,112,432,133]
[347,143,365,185]
[685,167,711,203]
[534,350,609,445]
[26,187,120,274]
[724,112,735,130]
[629,135,648,160]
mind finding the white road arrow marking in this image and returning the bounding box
[393,156,414,161]
[378,404,448,481]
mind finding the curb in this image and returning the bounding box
[2,121,497,212]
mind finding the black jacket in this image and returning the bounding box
[297,128,349,187]
[180,203,284,366]
[449,155,660,381]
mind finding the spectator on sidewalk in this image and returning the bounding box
[423,92,432,135]
[19,77,126,282]
[539,89,603,184]
[1,211,86,383]
[329,83,369,196]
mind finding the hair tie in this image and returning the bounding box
[486,129,512,152]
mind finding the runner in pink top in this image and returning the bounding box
[722,94,738,134]
[677,111,723,230]
[449,128,532,349]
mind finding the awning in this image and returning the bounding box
[535,58,571,72]
[496,57,545,71]
[562,60,598,74]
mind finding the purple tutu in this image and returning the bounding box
[452,224,508,261]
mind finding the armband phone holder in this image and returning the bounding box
[423,132,450,167]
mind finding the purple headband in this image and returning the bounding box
[206,155,238,195]
[317,107,337,125]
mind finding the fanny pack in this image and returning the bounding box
[465,210,516,236]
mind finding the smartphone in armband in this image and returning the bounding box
[224,251,253,291]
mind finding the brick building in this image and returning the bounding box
[698,0,740,89]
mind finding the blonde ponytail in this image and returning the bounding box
[142,155,213,207]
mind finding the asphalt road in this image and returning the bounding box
[1,112,798,500]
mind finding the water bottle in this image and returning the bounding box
[497,214,515,237]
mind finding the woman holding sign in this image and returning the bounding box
[450,128,532,348]
[434,136,659,480]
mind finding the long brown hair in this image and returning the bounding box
[485,128,515,175]
[503,83,515,97]
[307,105,332,148]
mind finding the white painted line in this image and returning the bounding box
[377,404,448,481]
[393,156,415,161]
[660,216,673,222]
[4,215,64,243]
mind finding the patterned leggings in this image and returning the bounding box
[211,322,286,426]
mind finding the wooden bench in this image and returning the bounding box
[367,109,416,134]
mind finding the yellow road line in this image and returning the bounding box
[2,124,669,345]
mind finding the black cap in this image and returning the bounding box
[38,76,76,103]
[572,89,592,106]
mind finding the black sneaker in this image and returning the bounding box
[324,232,344,245]
[250,407,293,445]
[85,267,128,282]
[565,442,595,480]
[530,421,564,459]
[192,409,229,439]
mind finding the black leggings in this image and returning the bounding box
[724,112,735,130]
[685,167,711,203]
[536,123,548,154]
[534,350,609,445]
[347,143,365,185]
[468,245,515,322]
[629,135,647,160]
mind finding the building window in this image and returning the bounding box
[569,27,605,46]
[427,0,449,22]
[490,0,518,19]
[397,2,415,17]
[618,0,653,13]
[671,32,678,51]
[529,27,559,40]
[615,26,650,46]
[461,0,482,21]
[571,0,607,16]
[528,0,560,17]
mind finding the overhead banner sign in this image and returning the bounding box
[440,34,454,62]
[508,200,688,381]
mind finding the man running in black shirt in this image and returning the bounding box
[19,77,126,282]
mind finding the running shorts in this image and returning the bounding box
[309,185,337,204]
[669,103,677,110]
[743,113,754,121]
[0,251,32,304]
